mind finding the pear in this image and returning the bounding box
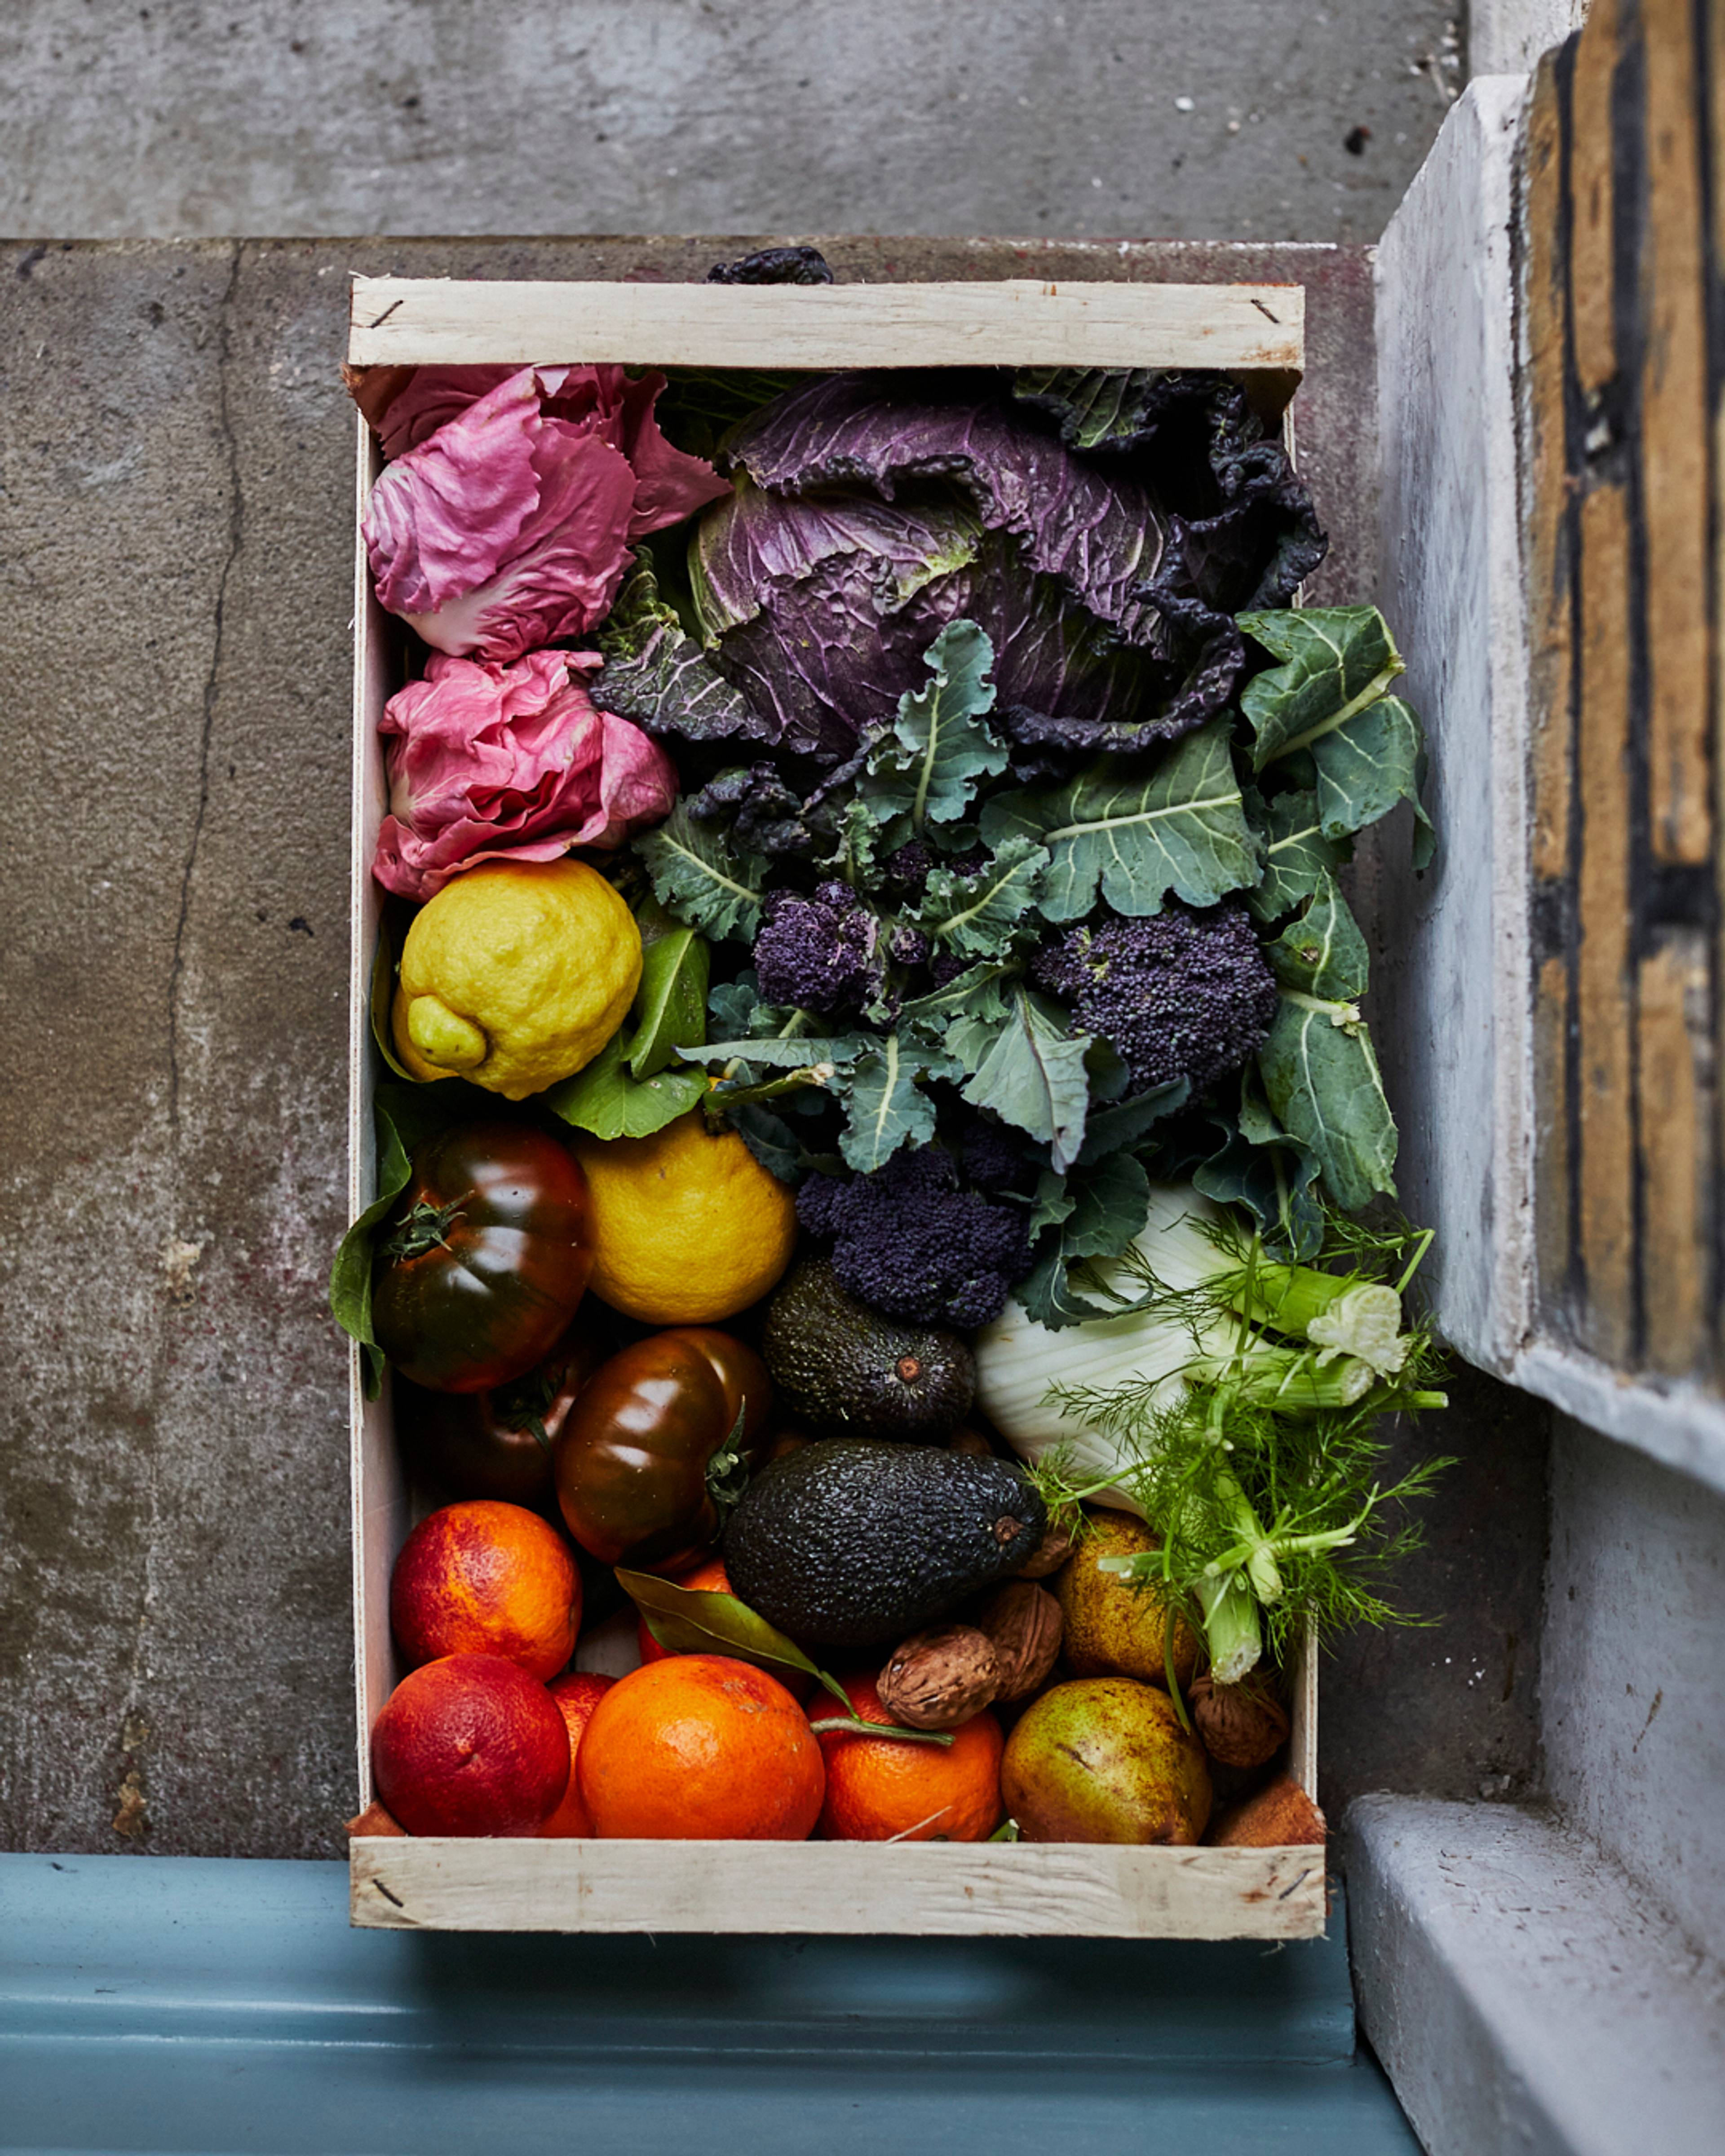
[1056,1508,1201,1690]
[1002,1677,1212,1844]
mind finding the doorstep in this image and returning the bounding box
[0,1851,1417,2155]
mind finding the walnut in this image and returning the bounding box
[877,1625,1001,1729]
[1014,1510,1079,1580]
[1189,1671,1291,1769]
[972,1582,1064,1701]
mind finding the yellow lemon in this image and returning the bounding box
[392,858,641,1101]
[572,1109,798,1324]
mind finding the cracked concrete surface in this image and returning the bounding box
[0,235,1546,1858]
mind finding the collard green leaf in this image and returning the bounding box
[858,619,1007,842]
[981,720,1258,921]
[1247,787,1349,921]
[697,1034,866,1069]
[636,801,769,943]
[1238,606,1406,768]
[616,1568,845,1702]
[1026,1169,1077,1238]
[820,795,881,884]
[1265,875,1369,1003]
[897,961,1016,1052]
[1307,693,1434,851]
[913,835,1048,959]
[1189,1080,1327,1260]
[725,1104,807,1184]
[545,1034,708,1140]
[1064,1149,1151,1259]
[625,921,710,1081]
[591,553,776,750]
[835,1034,951,1172]
[1075,1079,1191,1166]
[1257,998,1398,1213]
[959,985,1092,1171]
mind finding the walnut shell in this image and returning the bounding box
[877,1624,1001,1729]
[972,1582,1064,1701]
[1189,1671,1292,1769]
[1014,1511,1079,1580]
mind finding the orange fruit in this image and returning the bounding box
[390,1500,580,1681]
[576,1655,824,1839]
[812,1674,1004,1843]
[539,1672,615,1837]
[371,1653,570,1837]
[637,1557,732,1666]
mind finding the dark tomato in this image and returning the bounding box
[394,1317,606,1507]
[554,1328,772,1574]
[372,1125,593,1394]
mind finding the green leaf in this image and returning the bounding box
[1075,1079,1190,1166]
[1063,1150,1151,1259]
[859,619,1007,838]
[1238,606,1406,768]
[725,1104,806,1184]
[1247,788,1349,922]
[1308,694,1434,849]
[591,553,774,750]
[981,720,1258,922]
[625,922,710,1081]
[1266,875,1369,1003]
[1026,1169,1077,1238]
[1013,365,1172,450]
[636,801,768,943]
[1188,1080,1327,1260]
[544,1033,709,1140]
[897,961,1016,1054]
[836,1034,951,1172]
[958,985,1092,1171]
[1257,998,1398,1213]
[820,795,881,885]
[698,1034,866,1069]
[615,1568,847,1707]
[327,1096,415,1401]
[914,835,1048,959]
[367,913,415,1080]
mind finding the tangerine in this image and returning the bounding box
[371,1653,570,1837]
[539,1671,615,1838]
[576,1654,823,1839]
[813,1674,1004,1843]
[390,1500,580,1681]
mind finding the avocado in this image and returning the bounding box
[724,1438,1046,1647]
[762,1259,974,1441]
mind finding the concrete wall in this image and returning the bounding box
[0,0,1462,243]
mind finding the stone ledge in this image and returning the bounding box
[1348,1794,1725,2156]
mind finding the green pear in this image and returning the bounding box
[1002,1676,1212,1843]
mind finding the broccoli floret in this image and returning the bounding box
[795,1144,1035,1329]
[958,1114,1035,1197]
[752,880,878,1019]
[1031,900,1280,1095]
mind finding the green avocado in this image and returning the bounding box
[761,1259,974,1442]
[724,1438,1046,1648]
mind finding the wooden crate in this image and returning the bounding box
[346,274,1323,1937]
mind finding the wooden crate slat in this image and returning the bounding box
[346,277,1305,373]
[1526,53,1575,892]
[1638,0,1714,867]
[1635,934,1713,1374]
[349,1837,1327,1939]
[1575,482,1637,1366]
[1569,0,1620,398]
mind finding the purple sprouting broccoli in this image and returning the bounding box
[752,880,879,1020]
[796,1144,1035,1330]
[1032,899,1281,1096]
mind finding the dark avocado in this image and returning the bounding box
[761,1259,973,1441]
[723,1438,1046,1647]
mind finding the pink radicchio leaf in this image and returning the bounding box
[372,649,677,901]
[360,366,729,663]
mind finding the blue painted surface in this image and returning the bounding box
[0,1854,1420,2155]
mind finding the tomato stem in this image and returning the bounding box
[379,1197,465,1264]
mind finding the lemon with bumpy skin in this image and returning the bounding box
[573,1109,797,1324]
[392,858,641,1101]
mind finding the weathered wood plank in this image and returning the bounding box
[1639,0,1714,865]
[1635,934,1712,1374]
[1534,955,1575,1313]
[349,1837,1328,1939]
[1569,0,1620,398]
[1575,482,1637,1364]
[346,277,1306,373]
[1526,55,1576,890]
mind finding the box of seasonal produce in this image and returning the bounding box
[332,259,1448,1936]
